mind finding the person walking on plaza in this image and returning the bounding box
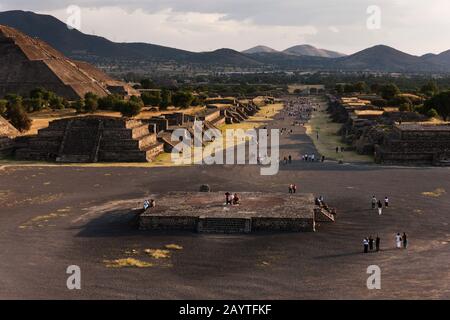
[376,235,381,252]
[371,196,377,209]
[363,238,369,253]
[369,236,374,251]
[377,200,383,215]
[402,232,408,249]
[289,184,293,194]
[384,196,389,208]
[395,233,402,249]
[225,192,232,205]
[293,184,297,194]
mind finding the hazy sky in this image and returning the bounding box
[1,1,450,55]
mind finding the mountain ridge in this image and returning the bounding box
[1,10,450,73]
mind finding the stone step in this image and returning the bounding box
[101,134,157,151]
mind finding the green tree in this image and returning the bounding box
[141,91,162,106]
[353,81,368,93]
[23,98,45,112]
[140,79,155,89]
[390,95,412,109]
[160,89,172,109]
[49,96,65,109]
[420,81,439,97]
[372,99,387,108]
[73,99,85,113]
[424,91,450,121]
[6,100,32,132]
[427,108,438,118]
[84,92,99,113]
[172,91,194,108]
[120,100,142,118]
[380,84,401,100]
[335,84,345,95]
[0,99,8,116]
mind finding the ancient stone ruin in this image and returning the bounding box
[0,115,19,156]
[138,192,333,233]
[0,25,137,100]
[375,123,450,166]
[15,116,163,162]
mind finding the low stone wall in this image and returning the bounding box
[139,216,198,231]
[252,217,315,232]
[139,215,315,233]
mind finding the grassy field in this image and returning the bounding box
[305,98,373,163]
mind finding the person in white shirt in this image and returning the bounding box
[395,233,402,248]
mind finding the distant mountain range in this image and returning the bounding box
[1,10,450,73]
[243,44,346,58]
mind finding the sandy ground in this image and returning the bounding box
[0,102,449,299]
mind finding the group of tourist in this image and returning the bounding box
[363,233,408,253]
[224,192,241,206]
[363,235,381,253]
[288,184,298,194]
[371,195,389,215]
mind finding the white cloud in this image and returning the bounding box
[0,1,446,54]
[40,6,317,52]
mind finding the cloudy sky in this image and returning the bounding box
[1,1,450,55]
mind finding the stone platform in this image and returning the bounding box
[139,192,320,233]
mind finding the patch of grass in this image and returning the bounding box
[144,249,171,259]
[104,258,153,268]
[422,188,446,198]
[305,99,373,163]
[165,244,183,250]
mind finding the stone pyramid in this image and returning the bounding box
[0,25,138,100]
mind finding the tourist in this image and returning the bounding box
[289,184,293,194]
[233,193,240,205]
[288,155,292,164]
[369,236,374,251]
[321,155,325,162]
[363,238,369,253]
[371,196,377,209]
[336,147,339,153]
[395,233,402,249]
[384,196,389,208]
[311,154,315,162]
[150,199,156,208]
[225,192,232,205]
[376,235,381,252]
[377,200,383,215]
[143,199,150,210]
[402,232,408,249]
[293,184,297,193]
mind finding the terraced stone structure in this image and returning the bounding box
[15,116,163,162]
[0,115,19,156]
[375,123,450,166]
[0,25,138,100]
[139,192,333,233]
